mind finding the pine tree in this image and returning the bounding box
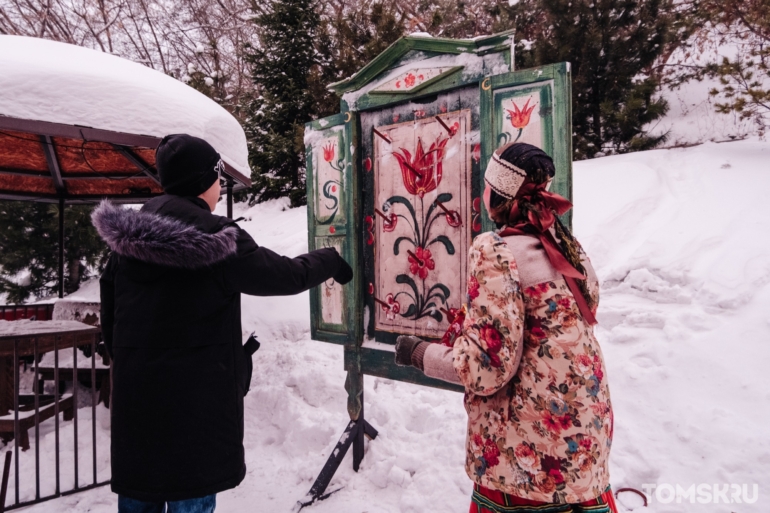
[0,202,107,304]
[503,0,673,159]
[244,0,319,206]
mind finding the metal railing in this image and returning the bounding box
[0,327,110,511]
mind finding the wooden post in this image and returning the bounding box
[58,197,64,299]
[344,355,363,422]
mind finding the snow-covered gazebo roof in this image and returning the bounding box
[0,35,251,203]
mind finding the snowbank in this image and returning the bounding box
[0,36,249,176]
[18,139,770,512]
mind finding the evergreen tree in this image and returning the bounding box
[244,0,319,206]
[502,0,673,159]
[310,2,406,119]
[395,0,499,39]
[699,0,770,133]
[0,202,107,304]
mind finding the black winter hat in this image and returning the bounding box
[156,134,223,197]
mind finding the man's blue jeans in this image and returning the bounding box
[118,494,216,513]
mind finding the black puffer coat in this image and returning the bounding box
[94,195,341,502]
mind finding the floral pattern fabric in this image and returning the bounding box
[452,232,613,504]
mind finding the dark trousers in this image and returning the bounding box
[118,494,216,513]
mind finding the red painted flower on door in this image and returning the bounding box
[500,96,538,145]
[392,136,449,198]
[371,110,472,336]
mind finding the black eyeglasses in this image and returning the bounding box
[215,159,225,183]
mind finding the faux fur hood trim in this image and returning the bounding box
[92,201,238,269]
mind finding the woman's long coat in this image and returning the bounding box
[450,232,613,503]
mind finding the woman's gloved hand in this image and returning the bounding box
[395,335,429,369]
[333,254,354,284]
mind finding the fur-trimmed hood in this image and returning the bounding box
[92,200,238,269]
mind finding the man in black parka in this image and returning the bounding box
[94,134,352,513]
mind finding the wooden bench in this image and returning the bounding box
[35,367,111,408]
[0,395,74,450]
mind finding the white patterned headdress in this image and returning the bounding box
[484,143,528,199]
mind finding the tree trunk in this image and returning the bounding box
[67,258,81,294]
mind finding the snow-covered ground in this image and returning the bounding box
[7,139,769,512]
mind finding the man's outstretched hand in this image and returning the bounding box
[333,254,354,284]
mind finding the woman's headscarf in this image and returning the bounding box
[485,143,597,325]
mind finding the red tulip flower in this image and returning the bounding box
[393,136,449,198]
[507,98,537,130]
[322,142,336,163]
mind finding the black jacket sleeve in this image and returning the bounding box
[100,254,118,358]
[222,228,342,296]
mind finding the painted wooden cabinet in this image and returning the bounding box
[304,31,572,398]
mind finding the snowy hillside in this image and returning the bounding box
[17,139,770,513]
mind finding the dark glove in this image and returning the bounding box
[395,335,427,368]
[333,254,354,285]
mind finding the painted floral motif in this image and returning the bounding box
[393,136,448,198]
[471,142,481,164]
[317,140,344,226]
[378,132,463,322]
[471,197,482,233]
[408,247,435,279]
[373,68,451,94]
[499,97,538,146]
[382,212,397,232]
[383,293,400,320]
[364,215,375,245]
[323,142,336,163]
[451,232,612,504]
[508,97,537,129]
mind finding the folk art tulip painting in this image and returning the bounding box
[304,54,569,353]
[494,82,552,154]
[312,134,346,327]
[315,134,346,227]
[371,110,472,338]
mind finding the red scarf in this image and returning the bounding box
[497,181,597,325]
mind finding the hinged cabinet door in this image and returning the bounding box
[305,113,358,344]
[480,62,573,229]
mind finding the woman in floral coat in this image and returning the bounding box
[395,143,617,513]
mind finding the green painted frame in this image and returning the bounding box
[306,112,361,347]
[306,34,573,418]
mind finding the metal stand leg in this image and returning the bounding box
[294,364,378,511]
[293,416,378,511]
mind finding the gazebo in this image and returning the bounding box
[0,35,251,297]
